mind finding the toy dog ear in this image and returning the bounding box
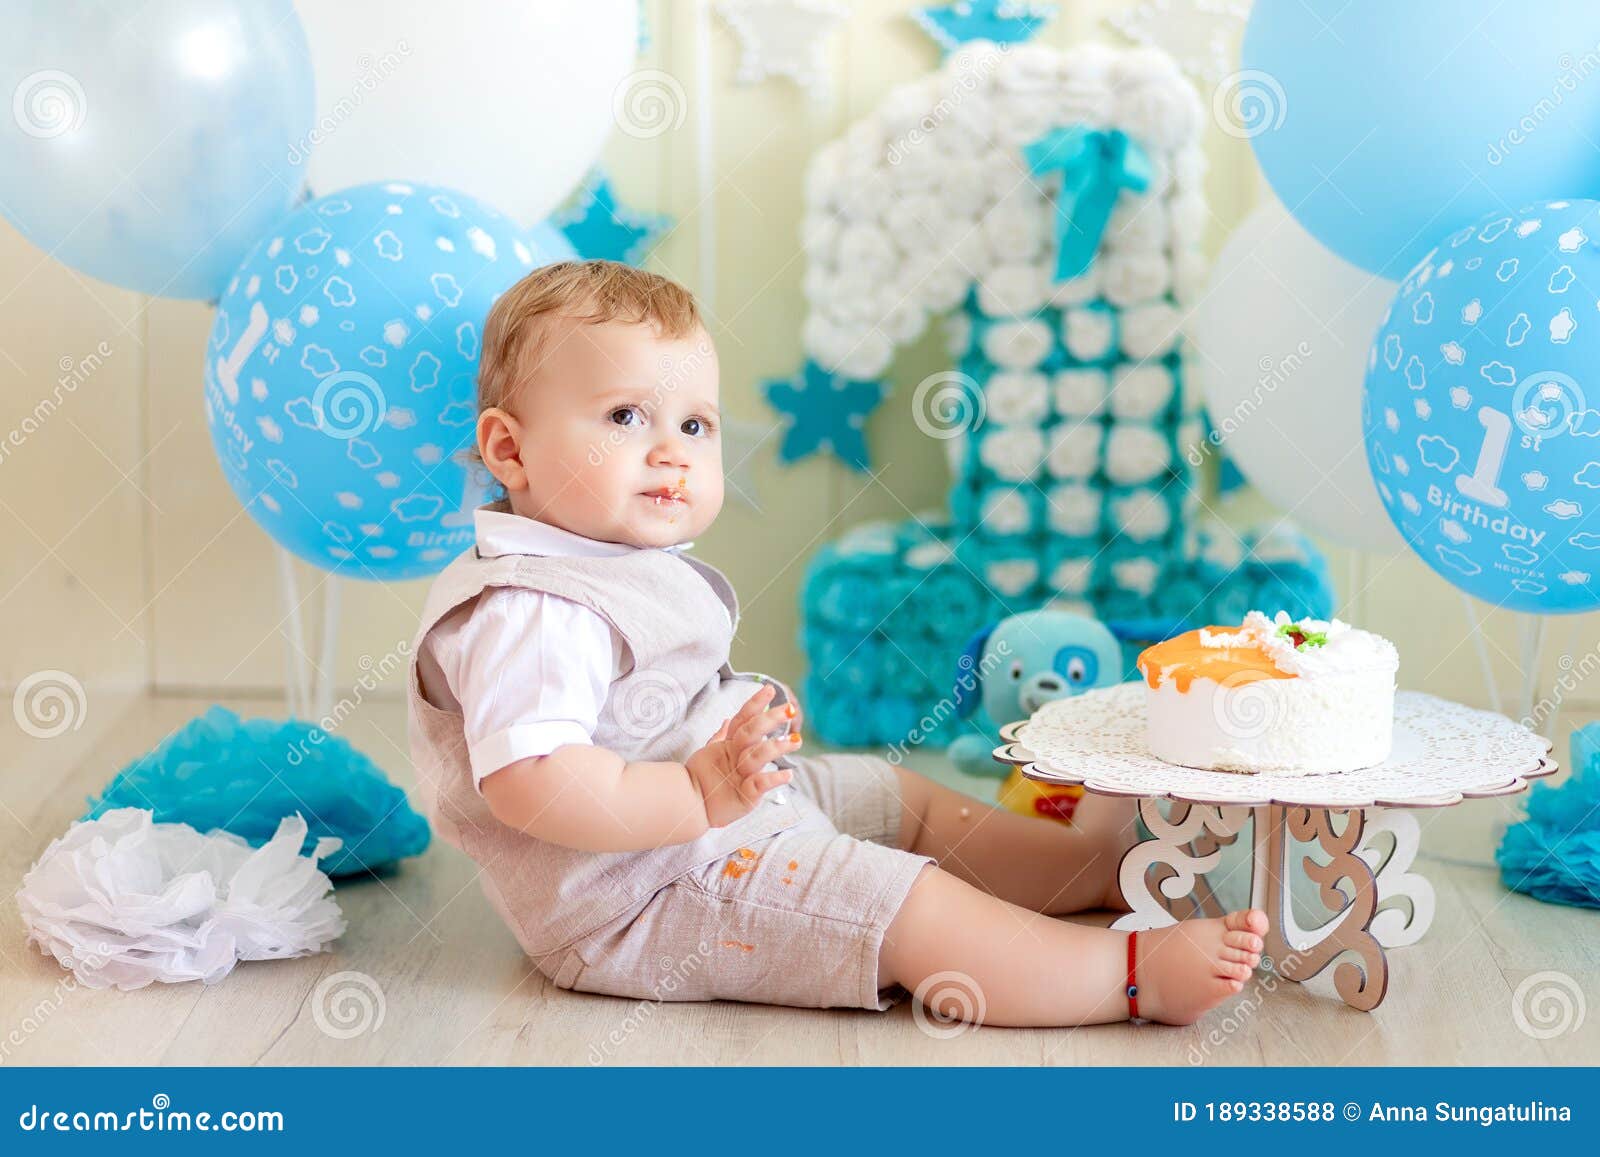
[1103,616,1191,642]
[952,622,998,719]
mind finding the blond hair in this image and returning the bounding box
[476,259,702,418]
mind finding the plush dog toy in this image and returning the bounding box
[947,609,1173,825]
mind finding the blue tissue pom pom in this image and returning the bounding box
[1495,725,1600,909]
[85,705,430,878]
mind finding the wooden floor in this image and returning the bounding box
[2,692,1596,1066]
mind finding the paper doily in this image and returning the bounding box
[1008,684,1556,808]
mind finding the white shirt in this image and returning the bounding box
[416,507,715,790]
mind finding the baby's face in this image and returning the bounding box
[486,318,725,550]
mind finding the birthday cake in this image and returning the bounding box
[1136,611,1399,776]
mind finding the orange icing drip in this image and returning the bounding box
[1137,626,1300,694]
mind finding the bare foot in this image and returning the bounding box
[1133,909,1267,1025]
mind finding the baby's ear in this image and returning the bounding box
[952,622,997,719]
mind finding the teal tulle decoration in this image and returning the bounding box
[84,706,430,879]
[1495,724,1600,909]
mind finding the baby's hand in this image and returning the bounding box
[687,683,801,829]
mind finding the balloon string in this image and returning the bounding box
[1461,592,1502,715]
[275,547,311,720]
[694,0,716,317]
[313,579,340,720]
[1517,613,1546,728]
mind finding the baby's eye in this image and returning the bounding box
[608,406,644,428]
[682,416,716,437]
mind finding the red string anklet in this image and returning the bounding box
[1126,930,1140,1021]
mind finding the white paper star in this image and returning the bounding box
[717,0,849,98]
[1104,0,1249,87]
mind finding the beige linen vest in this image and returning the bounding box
[406,526,802,957]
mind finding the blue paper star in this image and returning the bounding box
[554,170,672,266]
[763,359,886,472]
[911,1,1056,53]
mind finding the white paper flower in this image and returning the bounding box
[18,808,344,992]
[1105,423,1171,484]
[978,262,1051,318]
[1051,556,1094,595]
[978,426,1046,480]
[1048,483,1103,536]
[1120,301,1183,359]
[985,370,1050,425]
[1062,307,1117,361]
[1112,489,1172,540]
[1053,368,1109,417]
[1046,422,1104,479]
[1113,556,1162,596]
[1101,247,1172,307]
[981,489,1034,535]
[837,222,898,278]
[982,319,1054,369]
[1110,363,1175,420]
[1046,265,1102,307]
[986,558,1039,596]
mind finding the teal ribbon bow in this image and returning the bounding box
[1021,126,1152,283]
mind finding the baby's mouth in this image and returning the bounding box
[640,478,689,507]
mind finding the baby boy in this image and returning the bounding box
[407,259,1265,1026]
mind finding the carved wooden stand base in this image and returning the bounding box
[1109,800,1437,1012]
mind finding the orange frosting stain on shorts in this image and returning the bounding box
[722,850,762,879]
[1137,627,1298,694]
[720,940,756,952]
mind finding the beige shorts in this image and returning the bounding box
[531,753,934,1011]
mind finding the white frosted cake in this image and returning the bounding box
[1136,611,1399,776]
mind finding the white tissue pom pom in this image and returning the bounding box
[1109,363,1175,420]
[17,808,344,992]
[1046,265,1101,307]
[836,167,895,222]
[978,426,1045,481]
[1172,145,1208,191]
[1052,368,1109,417]
[818,268,885,320]
[944,313,973,358]
[1112,489,1172,540]
[982,319,1054,369]
[800,213,842,262]
[1046,422,1104,479]
[1105,423,1171,485]
[801,261,835,306]
[1106,194,1170,253]
[1061,307,1116,361]
[1171,247,1209,305]
[802,312,852,367]
[1200,529,1245,570]
[804,143,847,210]
[998,42,1061,94]
[947,41,1006,92]
[949,225,995,276]
[884,194,945,253]
[878,78,942,143]
[1101,247,1171,307]
[887,140,945,192]
[1056,43,1116,125]
[1112,51,1201,152]
[905,539,955,570]
[1119,302,1183,359]
[905,251,973,314]
[981,489,1033,535]
[1047,483,1103,536]
[837,223,898,279]
[1113,557,1162,597]
[985,371,1050,425]
[1169,188,1208,243]
[937,155,992,217]
[837,328,895,380]
[878,294,930,345]
[978,262,1050,317]
[995,99,1059,150]
[983,184,1047,260]
[1051,557,1094,595]
[986,558,1039,597]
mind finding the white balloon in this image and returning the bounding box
[1191,197,1403,552]
[295,0,641,223]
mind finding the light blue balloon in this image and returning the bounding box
[204,181,576,581]
[1363,199,1600,614]
[0,0,314,299]
[1244,0,1600,280]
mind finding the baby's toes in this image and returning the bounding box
[1224,928,1264,953]
[1220,946,1260,967]
[1223,908,1269,936]
[1216,958,1255,982]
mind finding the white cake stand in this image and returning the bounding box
[994,684,1557,1011]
